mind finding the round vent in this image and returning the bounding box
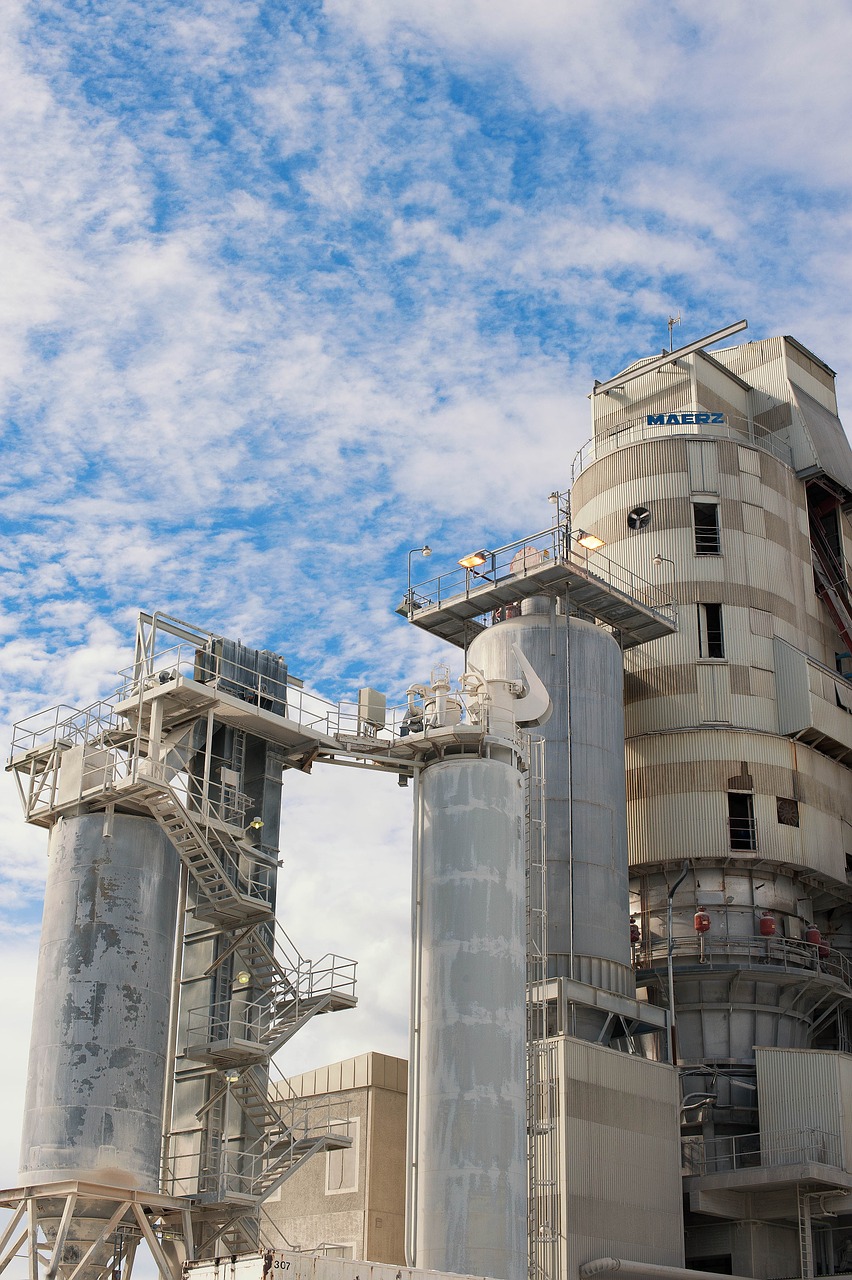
[627,505,651,530]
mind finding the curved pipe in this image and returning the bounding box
[580,1260,755,1280]
[510,643,552,726]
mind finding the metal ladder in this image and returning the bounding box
[797,1186,814,1280]
[525,738,559,1280]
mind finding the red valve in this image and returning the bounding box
[630,917,641,945]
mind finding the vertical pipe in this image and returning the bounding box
[405,764,425,1269]
[161,862,189,1192]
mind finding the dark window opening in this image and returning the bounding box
[777,797,800,827]
[694,502,721,555]
[729,792,756,850]
[688,1257,732,1275]
[698,603,725,658]
[818,506,843,562]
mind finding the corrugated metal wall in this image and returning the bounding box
[756,1047,851,1171]
[557,1038,683,1274]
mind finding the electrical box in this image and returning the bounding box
[358,687,386,729]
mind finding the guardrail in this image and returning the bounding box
[572,414,793,479]
[407,525,676,626]
[682,1126,842,1176]
[164,1094,351,1201]
[637,933,852,990]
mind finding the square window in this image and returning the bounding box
[693,503,721,555]
[728,792,756,850]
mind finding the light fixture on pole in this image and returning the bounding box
[653,551,676,570]
[458,549,489,570]
[575,530,605,551]
[407,545,433,615]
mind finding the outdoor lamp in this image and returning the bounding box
[458,550,490,569]
[576,530,605,550]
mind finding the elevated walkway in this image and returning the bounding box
[401,526,677,650]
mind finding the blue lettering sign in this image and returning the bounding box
[645,412,728,427]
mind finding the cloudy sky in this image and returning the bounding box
[3,0,852,1194]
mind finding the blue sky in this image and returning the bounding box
[3,0,852,1187]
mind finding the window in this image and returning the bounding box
[326,1118,359,1194]
[728,792,756,850]
[693,503,721,555]
[777,797,800,827]
[698,604,725,658]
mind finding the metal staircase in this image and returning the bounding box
[140,783,273,926]
[807,488,852,658]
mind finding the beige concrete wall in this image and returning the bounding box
[264,1054,407,1264]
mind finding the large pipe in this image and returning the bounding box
[581,1260,756,1280]
[410,750,527,1280]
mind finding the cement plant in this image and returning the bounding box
[4,321,852,1280]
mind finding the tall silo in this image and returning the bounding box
[468,607,634,1018]
[20,813,180,1189]
[408,669,549,1280]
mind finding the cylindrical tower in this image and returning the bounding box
[571,337,852,1117]
[468,610,633,1001]
[20,813,180,1189]
[411,747,527,1280]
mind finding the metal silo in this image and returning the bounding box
[468,608,633,1006]
[19,813,180,1189]
[411,755,526,1280]
[407,662,549,1280]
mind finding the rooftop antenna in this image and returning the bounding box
[592,318,748,397]
[667,313,681,352]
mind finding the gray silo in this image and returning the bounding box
[19,813,180,1189]
[411,754,527,1280]
[468,608,633,1007]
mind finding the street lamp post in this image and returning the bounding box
[407,545,432,616]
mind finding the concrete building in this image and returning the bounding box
[571,331,852,1278]
[264,1054,407,1266]
[9,324,852,1280]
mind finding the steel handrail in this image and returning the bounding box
[408,525,676,624]
[638,933,852,988]
[572,413,794,480]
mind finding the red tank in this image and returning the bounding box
[759,912,777,937]
[694,910,711,934]
[630,917,641,945]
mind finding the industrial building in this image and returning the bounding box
[263,1053,407,1264]
[3,321,852,1280]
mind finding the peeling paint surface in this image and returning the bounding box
[19,814,180,1190]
